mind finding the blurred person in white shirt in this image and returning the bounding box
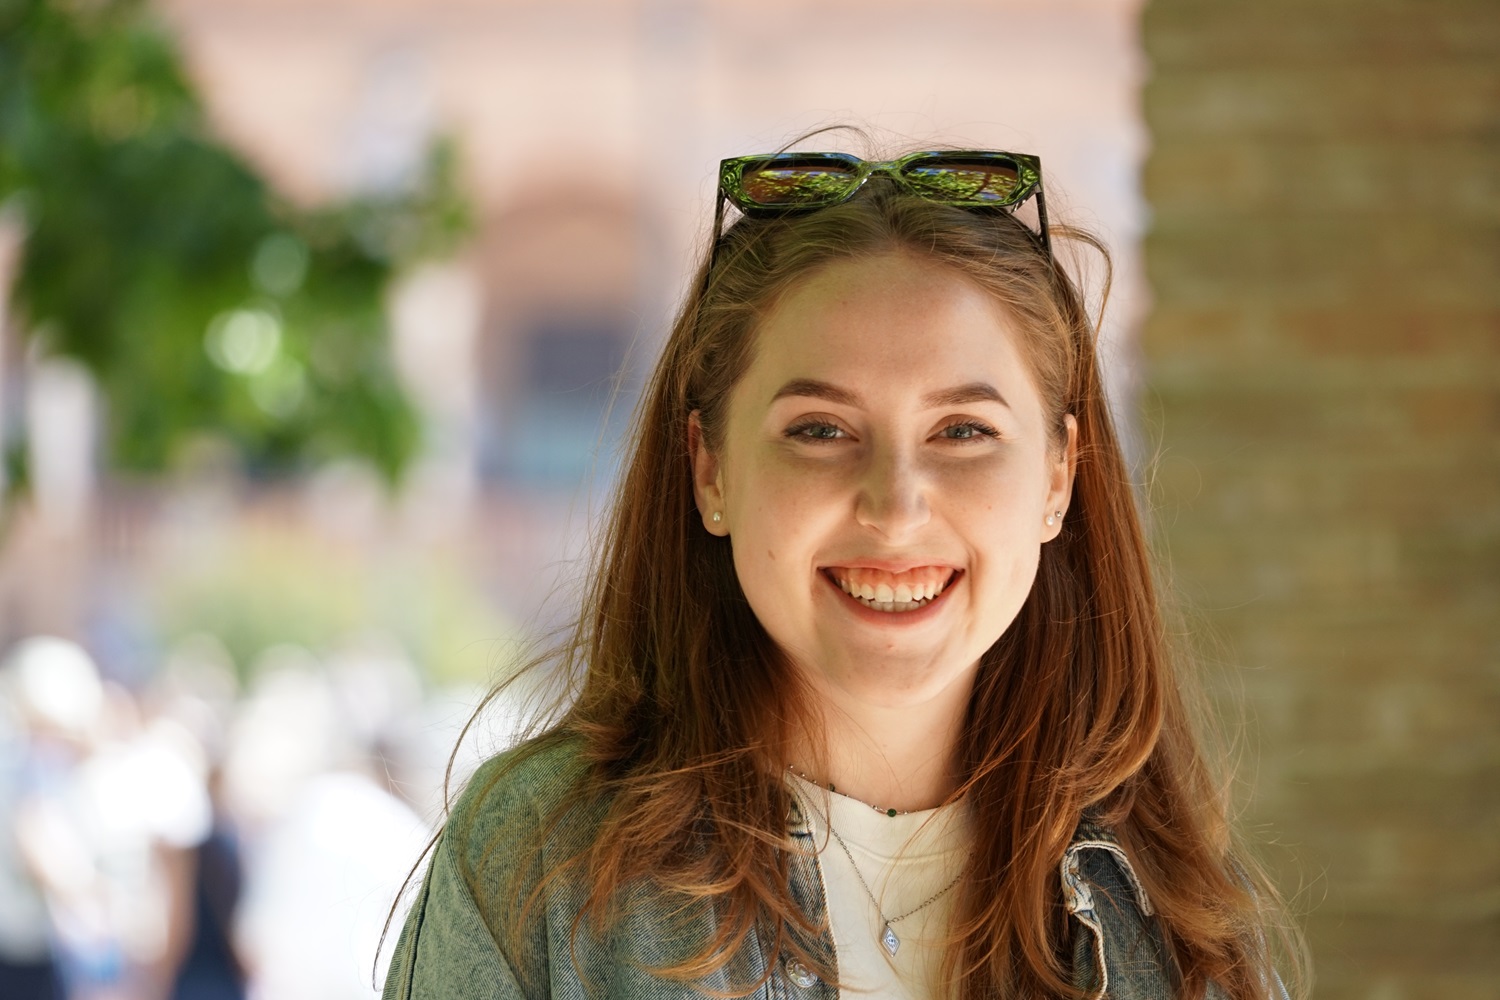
[225,645,429,1000]
[5,635,214,1000]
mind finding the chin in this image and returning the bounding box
[823,654,972,706]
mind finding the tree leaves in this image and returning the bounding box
[0,0,469,484]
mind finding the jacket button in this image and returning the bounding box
[783,957,819,989]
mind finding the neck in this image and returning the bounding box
[790,673,974,814]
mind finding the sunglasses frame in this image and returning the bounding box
[710,149,1051,263]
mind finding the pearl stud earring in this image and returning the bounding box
[711,512,722,523]
[1046,510,1063,526]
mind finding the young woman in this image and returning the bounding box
[381,145,1303,1000]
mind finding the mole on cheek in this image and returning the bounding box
[767,549,776,561]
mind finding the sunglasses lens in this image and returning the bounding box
[737,160,860,207]
[904,159,1024,204]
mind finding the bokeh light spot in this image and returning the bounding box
[250,357,308,419]
[251,232,311,297]
[206,308,282,375]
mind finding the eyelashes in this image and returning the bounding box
[782,419,1002,443]
[937,419,1002,441]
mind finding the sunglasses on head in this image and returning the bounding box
[710,149,1051,263]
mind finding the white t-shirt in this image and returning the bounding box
[788,775,970,1000]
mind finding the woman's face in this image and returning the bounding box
[692,252,1076,712]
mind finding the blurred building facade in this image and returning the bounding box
[1,0,1149,640]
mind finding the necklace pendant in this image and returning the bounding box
[881,923,900,956]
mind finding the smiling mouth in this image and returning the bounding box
[822,566,959,614]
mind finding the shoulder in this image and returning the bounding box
[447,734,594,841]
[443,732,604,898]
[424,735,774,998]
[382,734,601,1000]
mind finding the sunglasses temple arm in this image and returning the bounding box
[1034,184,1052,257]
[696,193,725,307]
[702,192,727,295]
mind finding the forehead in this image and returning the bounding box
[738,253,1039,408]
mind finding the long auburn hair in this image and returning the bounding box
[449,165,1304,999]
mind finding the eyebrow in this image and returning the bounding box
[770,378,1010,410]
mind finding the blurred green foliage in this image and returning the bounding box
[0,0,469,486]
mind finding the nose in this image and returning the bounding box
[854,446,931,540]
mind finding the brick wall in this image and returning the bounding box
[1140,3,1499,998]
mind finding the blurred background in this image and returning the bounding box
[0,1,1493,998]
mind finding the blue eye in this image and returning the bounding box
[785,421,844,441]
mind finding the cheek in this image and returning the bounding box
[725,460,814,577]
[727,450,830,528]
[985,504,1048,593]
[949,463,1048,576]
[937,456,1043,517]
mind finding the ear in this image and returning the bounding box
[688,411,729,536]
[1043,413,1078,542]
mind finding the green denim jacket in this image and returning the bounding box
[382,736,1202,1000]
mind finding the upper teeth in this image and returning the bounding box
[833,571,950,606]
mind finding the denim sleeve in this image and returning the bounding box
[381,830,533,1000]
[1065,843,1288,1000]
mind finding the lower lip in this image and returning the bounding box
[820,570,961,626]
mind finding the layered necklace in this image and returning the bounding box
[826,821,966,956]
[787,765,967,957]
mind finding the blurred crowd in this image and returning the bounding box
[0,632,498,1000]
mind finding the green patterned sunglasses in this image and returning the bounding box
[712,149,1050,257]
